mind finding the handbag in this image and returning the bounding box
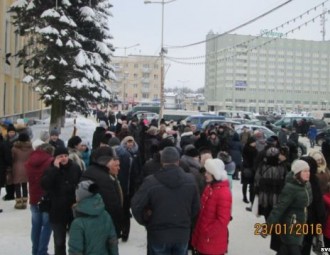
[242,167,253,179]
[38,194,51,212]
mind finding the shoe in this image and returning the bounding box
[121,235,128,242]
[245,207,252,212]
[2,195,15,201]
[243,198,249,204]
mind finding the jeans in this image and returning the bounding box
[148,242,188,255]
[30,205,52,255]
[51,222,68,255]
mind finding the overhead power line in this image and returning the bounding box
[165,0,294,49]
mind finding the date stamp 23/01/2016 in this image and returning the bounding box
[254,223,322,236]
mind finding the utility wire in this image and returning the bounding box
[165,0,293,49]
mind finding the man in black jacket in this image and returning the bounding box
[81,146,123,238]
[132,147,200,255]
[41,147,81,255]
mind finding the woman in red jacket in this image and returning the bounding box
[192,158,232,255]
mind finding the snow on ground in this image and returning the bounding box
[0,116,316,254]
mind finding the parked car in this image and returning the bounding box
[316,127,330,146]
[182,115,225,131]
[235,124,307,157]
[201,119,241,130]
[132,111,159,122]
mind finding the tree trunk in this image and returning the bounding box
[49,99,63,133]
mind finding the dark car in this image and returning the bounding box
[316,127,330,146]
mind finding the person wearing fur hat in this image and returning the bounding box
[67,136,86,171]
[41,147,81,255]
[192,158,232,255]
[309,150,330,195]
[69,180,119,255]
[81,147,123,239]
[267,160,312,254]
[115,136,142,241]
[12,133,33,209]
[49,128,65,150]
[132,147,200,255]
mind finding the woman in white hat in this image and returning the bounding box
[192,158,232,255]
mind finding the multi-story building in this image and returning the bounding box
[205,32,330,113]
[111,55,161,107]
[0,0,43,120]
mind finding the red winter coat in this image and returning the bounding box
[323,192,330,238]
[192,180,232,255]
[25,150,53,205]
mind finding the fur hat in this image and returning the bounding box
[160,147,180,164]
[204,158,227,181]
[68,136,82,149]
[291,160,310,175]
[50,128,59,136]
[122,136,135,144]
[147,126,159,136]
[54,147,69,157]
[18,133,30,142]
[75,180,99,201]
[184,144,199,158]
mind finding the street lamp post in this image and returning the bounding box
[144,0,177,121]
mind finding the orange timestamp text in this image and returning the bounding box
[254,223,322,236]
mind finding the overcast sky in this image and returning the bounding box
[110,0,329,90]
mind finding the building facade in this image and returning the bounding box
[111,55,161,107]
[205,32,330,113]
[0,0,42,120]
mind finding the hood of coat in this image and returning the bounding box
[309,150,327,173]
[13,140,32,150]
[75,193,105,217]
[154,165,185,189]
[26,150,53,168]
[118,140,139,154]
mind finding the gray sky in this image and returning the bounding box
[110,0,329,90]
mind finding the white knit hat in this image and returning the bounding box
[291,160,310,175]
[204,158,227,181]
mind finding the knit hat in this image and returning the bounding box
[99,120,107,129]
[7,124,16,133]
[160,147,180,164]
[39,130,50,142]
[158,138,175,151]
[54,147,69,157]
[92,146,114,166]
[75,180,99,201]
[18,133,30,142]
[184,144,199,158]
[68,136,82,149]
[291,160,310,175]
[204,158,227,181]
[108,137,120,147]
[50,128,59,136]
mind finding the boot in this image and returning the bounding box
[14,198,24,209]
[22,197,28,209]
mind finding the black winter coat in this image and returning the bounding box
[49,138,65,150]
[92,127,106,150]
[41,160,81,224]
[132,164,200,244]
[81,163,123,236]
[0,138,7,187]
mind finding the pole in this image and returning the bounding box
[159,0,165,122]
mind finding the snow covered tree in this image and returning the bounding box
[9,0,114,130]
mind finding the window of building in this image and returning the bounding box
[134,73,138,78]
[153,94,158,99]
[154,74,158,79]
[143,73,150,78]
[134,63,138,68]
[142,93,149,98]
[134,94,138,98]
[154,64,159,69]
[143,64,149,68]
[133,84,138,88]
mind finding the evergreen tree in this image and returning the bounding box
[9,0,114,130]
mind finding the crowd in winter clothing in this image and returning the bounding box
[1,113,330,255]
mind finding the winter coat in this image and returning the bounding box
[278,129,288,146]
[68,148,86,171]
[307,126,317,140]
[92,127,106,150]
[323,192,330,239]
[228,138,242,168]
[192,180,232,254]
[143,134,159,162]
[254,162,287,217]
[115,142,142,197]
[267,172,312,245]
[12,141,33,184]
[207,136,220,158]
[49,138,65,150]
[322,138,330,168]
[81,148,91,167]
[81,164,123,237]
[0,138,7,187]
[180,131,195,150]
[25,150,53,205]
[128,123,140,144]
[242,142,258,184]
[131,164,200,244]
[194,133,211,151]
[69,194,119,255]
[180,155,204,194]
[41,160,81,224]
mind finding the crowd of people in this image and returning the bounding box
[1,113,330,255]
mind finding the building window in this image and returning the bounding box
[154,74,158,79]
[142,93,149,98]
[134,94,138,98]
[133,84,138,88]
[153,94,158,99]
[154,64,159,69]
[143,73,150,78]
[134,73,138,78]
[134,63,138,68]
[143,64,149,68]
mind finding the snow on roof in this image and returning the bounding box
[164,92,176,97]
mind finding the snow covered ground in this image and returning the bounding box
[0,116,316,254]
